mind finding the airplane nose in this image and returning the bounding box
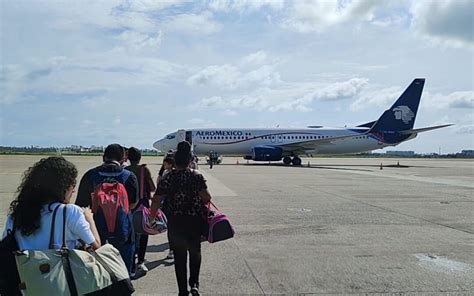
[153,139,163,152]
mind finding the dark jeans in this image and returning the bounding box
[108,238,135,274]
[135,233,149,263]
[133,198,150,265]
[168,215,203,295]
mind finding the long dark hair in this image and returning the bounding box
[175,141,192,168]
[9,156,78,236]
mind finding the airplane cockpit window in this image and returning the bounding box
[166,135,176,140]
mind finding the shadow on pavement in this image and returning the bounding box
[132,258,174,280]
[146,242,170,253]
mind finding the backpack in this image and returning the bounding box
[0,220,21,296]
[91,169,132,243]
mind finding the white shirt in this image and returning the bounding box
[2,203,95,250]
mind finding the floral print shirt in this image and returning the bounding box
[156,169,207,216]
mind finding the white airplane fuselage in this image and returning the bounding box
[154,127,400,157]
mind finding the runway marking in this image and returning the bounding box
[415,254,472,274]
[198,169,237,197]
[323,169,474,188]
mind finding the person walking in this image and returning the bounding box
[76,144,138,275]
[1,157,101,295]
[3,156,101,250]
[150,141,211,296]
[157,155,176,259]
[125,147,156,274]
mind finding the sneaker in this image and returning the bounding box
[166,250,174,259]
[129,272,136,279]
[137,262,148,273]
[190,285,200,296]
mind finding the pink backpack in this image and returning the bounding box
[132,205,167,235]
[206,201,234,243]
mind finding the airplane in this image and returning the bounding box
[153,78,452,165]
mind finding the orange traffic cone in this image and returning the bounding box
[380,163,383,170]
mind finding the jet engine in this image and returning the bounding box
[251,146,283,161]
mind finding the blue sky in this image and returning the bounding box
[1,0,473,153]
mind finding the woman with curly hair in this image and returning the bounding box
[2,156,100,250]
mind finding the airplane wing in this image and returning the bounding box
[275,133,366,153]
[399,124,453,135]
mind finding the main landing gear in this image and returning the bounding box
[283,156,302,166]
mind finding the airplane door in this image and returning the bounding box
[185,131,193,145]
[176,129,186,142]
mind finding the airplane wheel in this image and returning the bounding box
[292,157,302,166]
[283,156,292,165]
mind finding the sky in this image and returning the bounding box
[1,0,473,153]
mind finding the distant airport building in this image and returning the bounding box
[386,150,415,157]
[460,150,474,156]
[90,145,104,152]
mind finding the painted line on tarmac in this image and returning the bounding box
[198,169,237,197]
[329,169,474,188]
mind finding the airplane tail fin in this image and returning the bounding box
[370,78,425,133]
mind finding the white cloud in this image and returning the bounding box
[164,12,222,35]
[197,78,369,112]
[350,86,402,111]
[0,57,68,104]
[223,109,238,116]
[423,91,474,109]
[282,0,382,32]
[81,96,112,108]
[124,0,186,12]
[117,30,163,51]
[208,0,284,13]
[187,64,240,88]
[455,124,474,134]
[240,51,268,66]
[410,0,473,48]
[187,63,281,89]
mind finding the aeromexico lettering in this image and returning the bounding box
[196,130,244,137]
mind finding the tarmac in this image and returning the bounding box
[0,155,473,295]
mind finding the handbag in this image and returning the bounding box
[204,201,235,243]
[132,205,167,235]
[14,204,133,296]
